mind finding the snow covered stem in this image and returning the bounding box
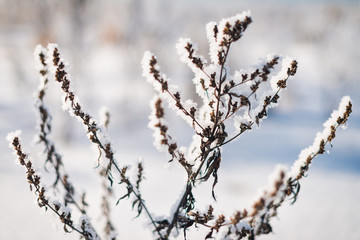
[287,96,352,200]
[35,46,90,214]
[143,11,299,238]
[244,97,352,238]
[7,132,99,240]
[46,44,165,239]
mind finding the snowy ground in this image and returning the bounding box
[1,0,359,239]
[1,155,360,240]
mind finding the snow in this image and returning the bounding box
[6,130,22,147]
[148,95,167,151]
[78,215,101,240]
[1,1,359,240]
[98,106,110,129]
[217,11,252,44]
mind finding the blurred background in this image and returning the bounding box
[0,0,359,239]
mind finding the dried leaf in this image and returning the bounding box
[116,186,132,205]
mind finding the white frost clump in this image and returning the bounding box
[99,106,110,129]
[142,51,164,93]
[324,96,351,130]
[176,38,207,73]
[148,96,166,152]
[78,215,100,240]
[250,165,288,208]
[6,130,23,164]
[61,206,72,215]
[248,165,287,233]
[142,51,199,130]
[107,232,118,240]
[236,220,252,231]
[34,45,45,68]
[207,11,251,63]
[186,134,202,164]
[52,200,61,209]
[34,44,48,91]
[6,130,22,147]
[223,220,252,239]
[46,43,62,74]
[44,44,82,121]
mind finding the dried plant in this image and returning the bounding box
[7,10,352,240]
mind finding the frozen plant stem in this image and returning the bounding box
[99,109,117,238]
[36,46,92,214]
[48,44,165,239]
[144,11,299,238]
[26,46,101,239]
[7,134,99,240]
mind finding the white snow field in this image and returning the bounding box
[1,0,359,239]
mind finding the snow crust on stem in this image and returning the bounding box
[78,215,101,240]
[142,51,200,130]
[289,96,352,179]
[206,11,252,64]
[248,165,287,234]
[249,165,288,211]
[6,130,24,164]
[34,44,48,91]
[176,38,207,73]
[148,95,168,152]
[6,130,22,148]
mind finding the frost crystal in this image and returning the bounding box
[6,130,22,147]
[78,215,100,240]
